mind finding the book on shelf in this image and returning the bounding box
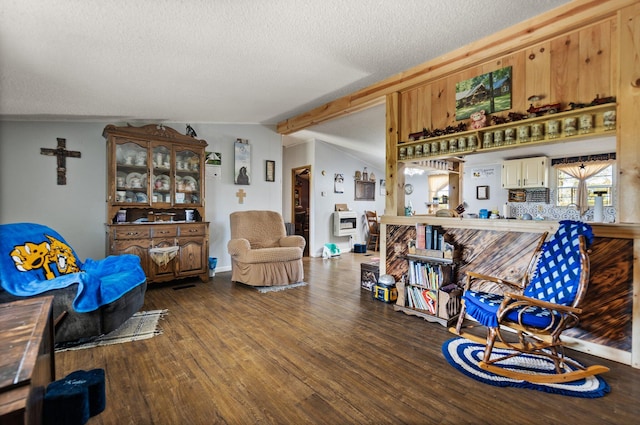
[416,224,426,250]
[421,289,437,314]
[431,226,445,250]
[406,286,437,314]
[425,225,432,250]
[408,260,450,290]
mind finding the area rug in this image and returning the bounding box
[55,309,167,352]
[442,337,610,398]
[255,282,308,293]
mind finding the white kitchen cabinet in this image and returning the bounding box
[501,156,548,189]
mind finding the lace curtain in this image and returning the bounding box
[554,161,611,215]
[428,174,449,201]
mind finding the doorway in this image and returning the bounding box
[292,165,311,256]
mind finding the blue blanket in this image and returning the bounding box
[0,223,146,313]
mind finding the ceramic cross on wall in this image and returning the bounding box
[40,138,81,185]
[236,189,246,204]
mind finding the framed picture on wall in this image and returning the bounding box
[265,160,275,182]
[476,185,489,200]
[455,66,512,120]
[234,139,250,185]
[355,180,375,201]
[334,173,344,193]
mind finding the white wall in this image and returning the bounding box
[0,122,109,259]
[461,162,507,216]
[0,121,283,272]
[284,139,385,257]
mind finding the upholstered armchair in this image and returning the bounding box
[227,210,306,286]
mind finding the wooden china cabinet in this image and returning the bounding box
[103,124,210,283]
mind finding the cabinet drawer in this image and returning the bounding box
[151,226,177,238]
[179,223,207,236]
[113,227,151,240]
[114,240,150,252]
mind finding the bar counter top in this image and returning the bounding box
[379,215,640,239]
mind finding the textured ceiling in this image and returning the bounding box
[0,1,571,168]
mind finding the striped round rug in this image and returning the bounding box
[442,337,610,398]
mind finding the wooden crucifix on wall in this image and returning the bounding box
[40,138,81,185]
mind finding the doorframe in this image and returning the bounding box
[292,165,311,256]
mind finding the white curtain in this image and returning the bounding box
[428,174,449,201]
[554,161,611,215]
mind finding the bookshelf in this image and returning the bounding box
[394,223,462,327]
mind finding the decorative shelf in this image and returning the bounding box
[397,103,616,162]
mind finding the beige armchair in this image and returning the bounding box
[227,210,306,286]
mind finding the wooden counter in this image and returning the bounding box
[378,215,640,368]
[380,215,640,238]
[0,296,55,425]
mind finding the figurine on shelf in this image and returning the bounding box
[454,122,467,132]
[470,110,487,129]
[588,94,616,106]
[185,124,197,137]
[507,112,527,121]
[362,167,368,181]
[526,102,562,117]
[491,115,509,125]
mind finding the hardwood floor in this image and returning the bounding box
[57,253,640,425]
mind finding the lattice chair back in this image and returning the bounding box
[523,220,593,307]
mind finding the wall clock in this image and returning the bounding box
[404,184,413,195]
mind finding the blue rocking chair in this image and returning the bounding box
[452,220,609,383]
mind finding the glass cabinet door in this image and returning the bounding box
[175,148,201,205]
[115,140,149,205]
[152,143,172,204]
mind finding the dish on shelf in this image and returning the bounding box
[126,172,143,188]
[116,146,126,164]
[116,171,127,188]
[117,148,140,166]
[152,192,168,203]
[136,193,148,203]
[125,191,135,202]
[154,174,170,190]
[181,176,198,192]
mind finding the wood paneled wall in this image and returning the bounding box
[397,18,616,141]
[385,224,633,352]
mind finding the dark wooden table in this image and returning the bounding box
[0,296,55,425]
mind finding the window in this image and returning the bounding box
[435,185,450,204]
[556,165,613,207]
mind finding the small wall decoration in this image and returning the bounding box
[206,151,221,166]
[471,167,496,179]
[205,151,222,180]
[476,185,489,200]
[456,66,512,120]
[234,139,250,185]
[355,180,375,201]
[40,137,81,185]
[265,160,275,182]
[334,173,344,193]
[379,179,386,195]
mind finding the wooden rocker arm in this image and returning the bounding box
[502,292,583,315]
